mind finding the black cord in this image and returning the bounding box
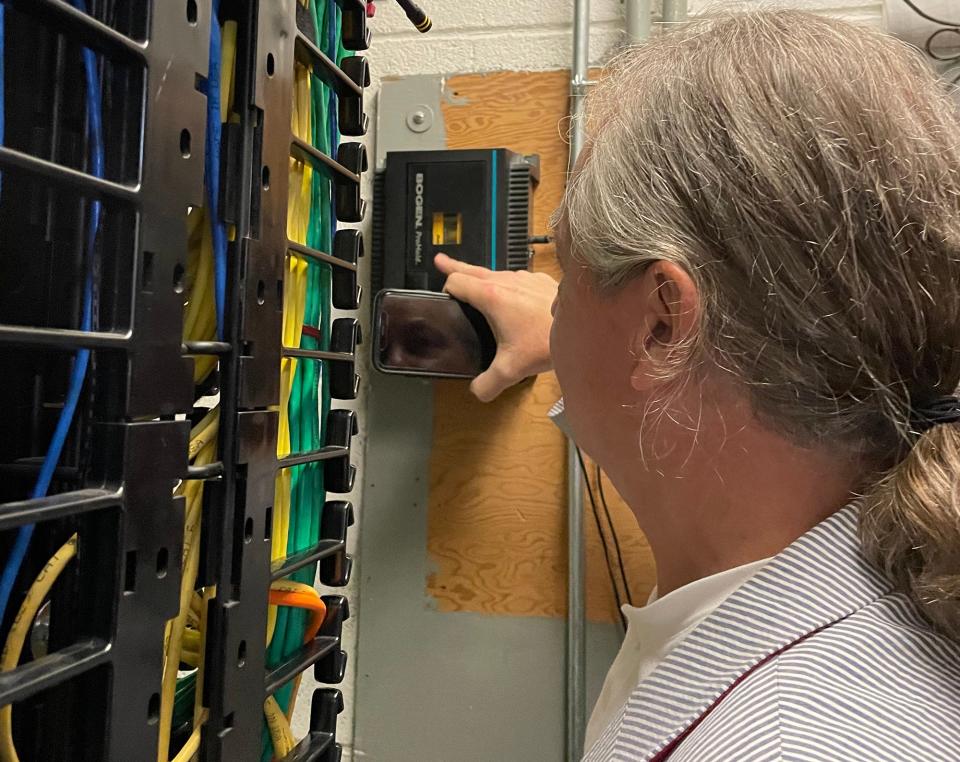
[899,0,960,28]
[394,0,432,32]
[596,464,633,607]
[898,1,960,90]
[578,448,628,632]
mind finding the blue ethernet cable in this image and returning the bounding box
[205,0,227,340]
[0,0,102,629]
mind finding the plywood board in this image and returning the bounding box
[427,70,656,622]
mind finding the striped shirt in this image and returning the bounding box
[583,505,960,761]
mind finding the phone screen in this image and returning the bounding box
[374,290,494,378]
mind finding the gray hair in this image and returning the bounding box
[564,10,960,634]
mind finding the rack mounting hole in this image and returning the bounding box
[173,263,185,294]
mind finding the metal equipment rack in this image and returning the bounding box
[0,1,369,759]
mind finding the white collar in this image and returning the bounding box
[623,556,773,649]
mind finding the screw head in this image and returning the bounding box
[406,105,434,133]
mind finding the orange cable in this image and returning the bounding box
[267,590,326,644]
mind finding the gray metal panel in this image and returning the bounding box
[375,76,448,170]
[355,372,621,761]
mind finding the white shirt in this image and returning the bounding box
[584,558,771,751]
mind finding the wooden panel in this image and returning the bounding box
[426,70,656,622]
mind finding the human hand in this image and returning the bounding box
[435,253,558,402]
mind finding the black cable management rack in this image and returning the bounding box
[0,1,369,759]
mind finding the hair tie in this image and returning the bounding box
[909,395,960,434]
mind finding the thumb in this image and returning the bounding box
[469,362,513,403]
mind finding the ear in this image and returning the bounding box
[629,261,700,392]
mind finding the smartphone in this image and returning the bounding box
[373,289,496,379]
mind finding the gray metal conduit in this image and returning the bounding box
[566,0,590,759]
[626,0,652,43]
[565,440,586,762]
[662,0,689,25]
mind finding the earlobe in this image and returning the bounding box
[628,326,655,392]
[629,359,649,393]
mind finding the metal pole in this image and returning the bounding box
[566,440,586,761]
[625,0,652,43]
[661,0,688,25]
[567,3,589,758]
[569,0,591,167]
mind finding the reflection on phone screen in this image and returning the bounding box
[378,293,483,377]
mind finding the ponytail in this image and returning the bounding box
[860,422,960,636]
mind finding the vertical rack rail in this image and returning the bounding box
[0,1,210,759]
[201,1,369,760]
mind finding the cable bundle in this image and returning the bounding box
[262,1,345,757]
[158,411,218,762]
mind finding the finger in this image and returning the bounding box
[442,272,496,312]
[469,362,513,403]
[435,252,497,280]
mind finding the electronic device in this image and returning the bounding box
[372,148,540,294]
[373,289,496,378]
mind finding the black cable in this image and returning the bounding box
[898,1,960,90]
[394,0,432,32]
[899,0,960,28]
[924,26,960,58]
[577,448,628,632]
[596,464,633,607]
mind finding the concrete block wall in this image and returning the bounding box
[370,0,883,79]
[293,1,883,759]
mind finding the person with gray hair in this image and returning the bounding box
[436,8,960,761]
